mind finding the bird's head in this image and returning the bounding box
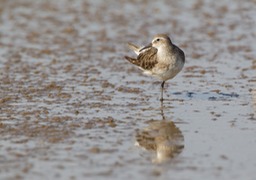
[140,34,172,52]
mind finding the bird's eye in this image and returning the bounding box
[156,38,160,42]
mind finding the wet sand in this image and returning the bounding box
[0,0,255,179]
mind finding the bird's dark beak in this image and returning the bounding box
[139,43,152,52]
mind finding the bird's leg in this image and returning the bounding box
[160,81,165,101]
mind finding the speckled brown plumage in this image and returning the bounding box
[125,47,158,70]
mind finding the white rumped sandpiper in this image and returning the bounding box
[125,34,185,101]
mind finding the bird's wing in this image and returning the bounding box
[124,56,139,66]
[127,43,141,55]
[137,47,158,70]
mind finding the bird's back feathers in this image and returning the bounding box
[125,47,158,70]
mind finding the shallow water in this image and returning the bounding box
[0,0,255,179]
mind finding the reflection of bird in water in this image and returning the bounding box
[135,120,184,163]
[135,102,184,163]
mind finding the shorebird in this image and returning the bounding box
[125,34,185,101]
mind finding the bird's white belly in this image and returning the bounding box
[143,58,184,81]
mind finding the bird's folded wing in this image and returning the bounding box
[137,47,158,70]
